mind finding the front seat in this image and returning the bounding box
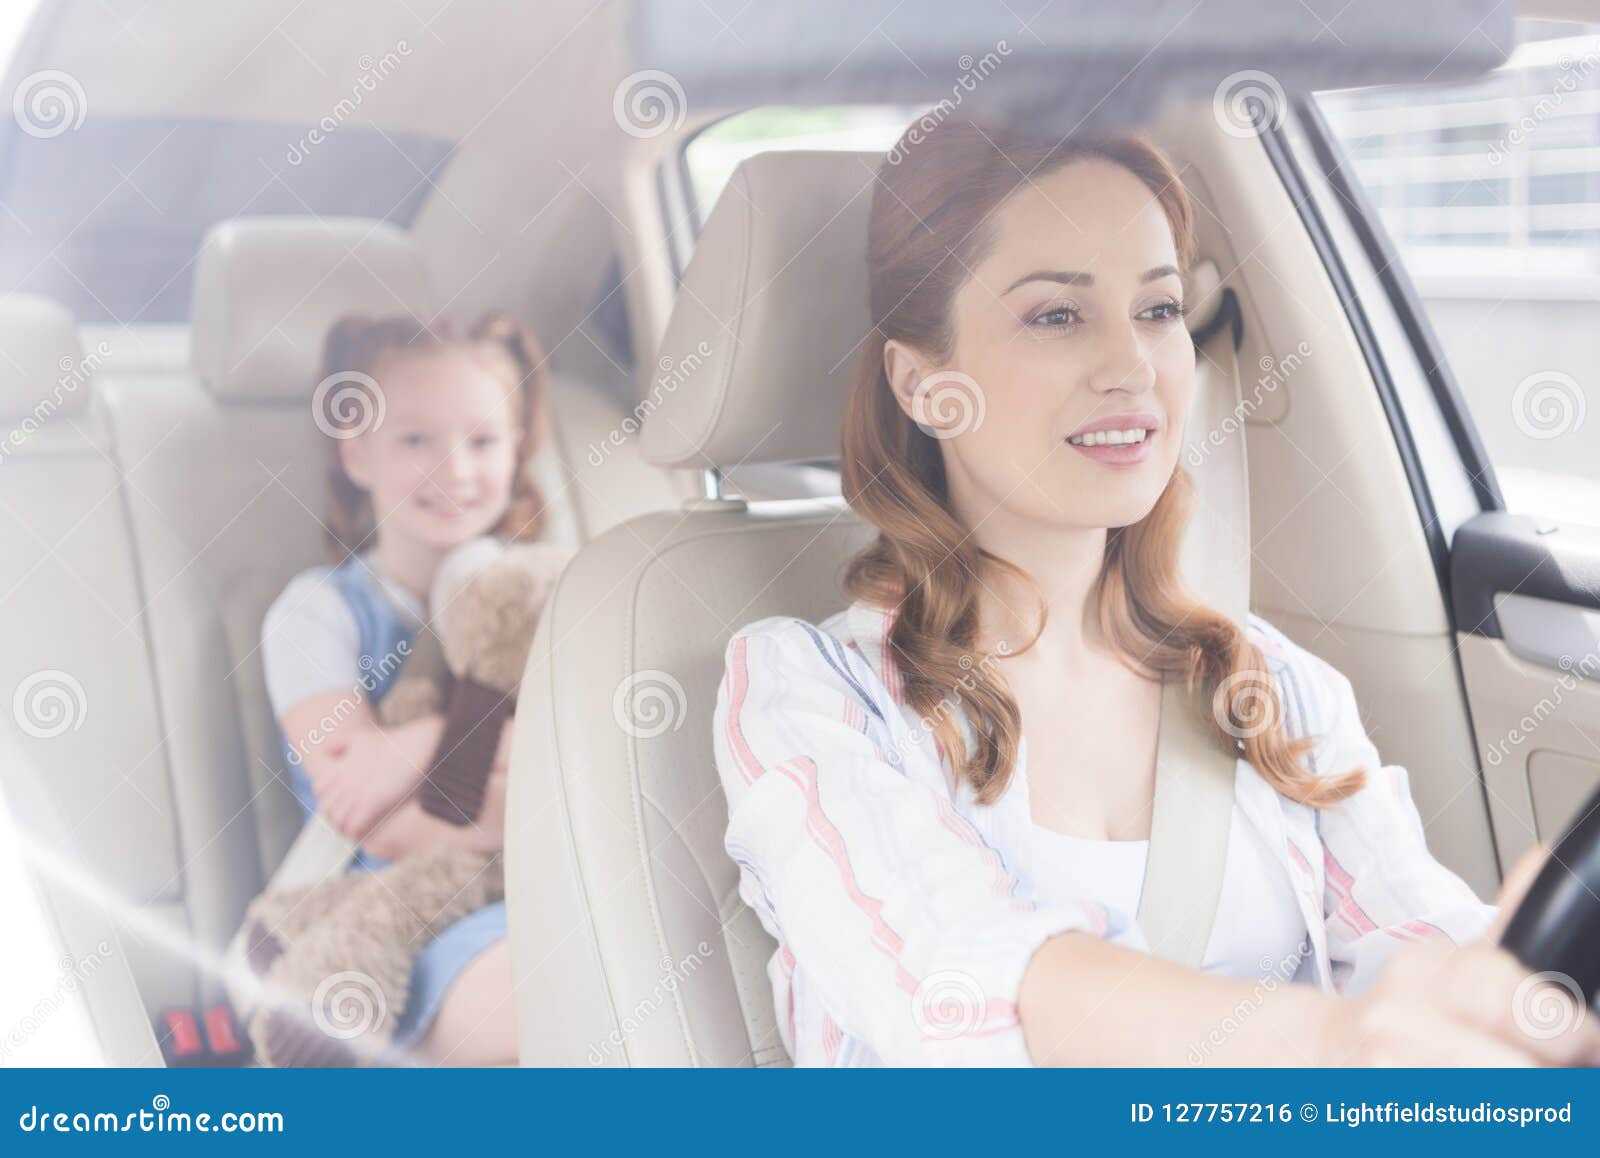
[505,149,1247,1065]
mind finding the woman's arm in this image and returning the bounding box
[1019,922,1600,1067]
[1020,931,1333,1065]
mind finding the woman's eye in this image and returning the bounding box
[1140,300,1188,323]
[399,432,428,448]
[1029,304,1080,329]
[471,434,500,450]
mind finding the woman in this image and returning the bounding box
[712,118,1599,1067]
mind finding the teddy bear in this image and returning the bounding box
[236,536,572,1066]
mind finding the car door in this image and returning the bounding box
[1300,12,1600,874]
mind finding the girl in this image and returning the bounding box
[713,118,1600,1067]
[260,311,554,1064]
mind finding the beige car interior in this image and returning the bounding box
[0,219,689,1063]
[6,0,1599,1066]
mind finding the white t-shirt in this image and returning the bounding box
[1029,802,1313,982]
[259,554,425,719]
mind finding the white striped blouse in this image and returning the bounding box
[712,600,1497,1066]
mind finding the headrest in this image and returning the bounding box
[190,217,433,402]
[0,294,93,422]
[642,150,1236,471]
[641,151,878,470]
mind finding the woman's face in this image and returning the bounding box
[339,347,520,553]
[886,157,1194,534]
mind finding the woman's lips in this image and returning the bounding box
[1066,431,1155,467]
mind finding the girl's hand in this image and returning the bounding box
[316,754,419,840]
[1318,936,1600,1066]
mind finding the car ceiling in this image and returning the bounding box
[6,0,638,362]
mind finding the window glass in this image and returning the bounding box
[1317,18,1600,527]
[683,105,920,223]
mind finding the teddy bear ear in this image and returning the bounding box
[428,536,506,615]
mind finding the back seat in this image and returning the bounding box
[0,295,194,1019]
[3,216,691,1026]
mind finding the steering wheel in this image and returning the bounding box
[1499,783,1600,1007]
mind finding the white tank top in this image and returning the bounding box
[1030,804,1311,981]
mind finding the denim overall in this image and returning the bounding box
[281,556,507,1047]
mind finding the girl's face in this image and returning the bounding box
[887,158,1194,534]
[339,348,520,553]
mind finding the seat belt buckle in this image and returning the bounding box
[203,1003,252,1065]
[155,1004,254,1066]
[155,1008,207,1067]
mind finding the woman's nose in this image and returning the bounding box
[1088,320,1156,395]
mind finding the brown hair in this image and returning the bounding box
[842,118,1365,808]
[318,311,552,558]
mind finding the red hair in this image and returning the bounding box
[842,118,1365,808]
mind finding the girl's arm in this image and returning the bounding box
[280,691,445,838]
[361,769,506,860]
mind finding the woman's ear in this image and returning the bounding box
[882,338,929,424]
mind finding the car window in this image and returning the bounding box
[0,3,449,325]
[1316,18,1600,529]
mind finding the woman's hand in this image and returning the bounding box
[1318,841,1598,1068]
[1317,841,1600,1066]
[1318,927,1600,1067]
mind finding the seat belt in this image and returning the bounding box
[1136,265,1249,968]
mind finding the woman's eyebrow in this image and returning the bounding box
[1000,264,1180,295]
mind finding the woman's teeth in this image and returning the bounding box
[1066,427,1150,447]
